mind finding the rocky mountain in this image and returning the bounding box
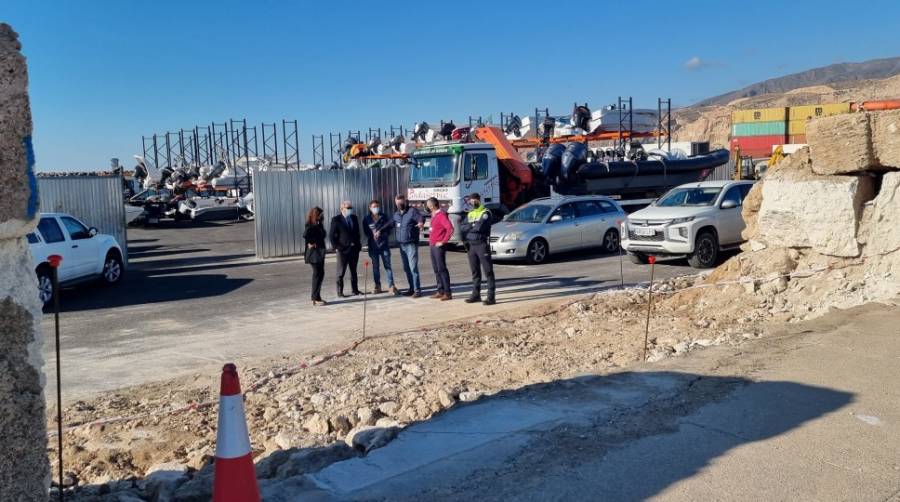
[695,56,900,107]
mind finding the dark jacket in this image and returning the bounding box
[362,212,392,251]
[392,206,424,244]
[459,207,492,243]
[329,213,361,253]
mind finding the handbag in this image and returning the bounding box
[305,246,325,264]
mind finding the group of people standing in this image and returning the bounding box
[301,192,496,307]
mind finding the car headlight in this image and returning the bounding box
[670,217,695,224]
[501,232,523,242]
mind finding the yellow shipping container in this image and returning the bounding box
[788,119,807,135]
[788,103,850,120]
[732,107,787,123]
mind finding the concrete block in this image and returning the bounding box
[807,113,875,175]
[871,109,900,168]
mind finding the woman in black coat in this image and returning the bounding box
[303,206,328,306]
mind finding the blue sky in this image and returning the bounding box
[6,0,900,171]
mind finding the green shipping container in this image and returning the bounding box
[731,121,786,137]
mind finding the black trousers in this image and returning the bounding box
[309,261,325,301]
[430,245,451,295]
[466,242,495,298]
[336,248,359,294]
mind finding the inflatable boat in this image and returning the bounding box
[541,143,729,197]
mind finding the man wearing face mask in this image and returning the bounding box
[329,200,362,297]
[392,194,425,297]
[362,199,397,295]
[459,192,496,305]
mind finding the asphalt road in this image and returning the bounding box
[42,218,690,402]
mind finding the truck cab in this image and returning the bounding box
[407,142,503,242]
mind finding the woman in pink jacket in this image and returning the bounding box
[427,197,454,300]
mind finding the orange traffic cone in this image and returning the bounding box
[212,363,260,502]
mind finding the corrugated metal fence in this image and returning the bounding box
[706,159,735,182]
[254,166,408,259]
[38,175,128,264]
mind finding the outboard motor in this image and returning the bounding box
[540,116,556,142]
[627,140,648,161]
[572,103,591,132]
[389,134,405,154]
[204,160,227,182]
[438,122,456,140]
[540,143,566,182]
[159,166,174,186]
[367,136,382,154]
[504,115,522,137]
[343,136,359,156]
[133,160,149,186]
[412,122,429,142]
[560,142,588,183]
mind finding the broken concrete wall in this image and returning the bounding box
[0,23,50,500]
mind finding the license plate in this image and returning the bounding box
[634,227,655,236]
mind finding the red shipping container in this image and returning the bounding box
[788,134,806,144]
[730,134,785,154]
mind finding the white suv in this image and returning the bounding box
[27,213,125,303]
[621,180,755,268]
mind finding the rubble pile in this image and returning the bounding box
[681,109,900,319]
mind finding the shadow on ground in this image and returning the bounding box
[66,370,853,500]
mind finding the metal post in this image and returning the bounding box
[49,254,64,501]
[362,260,369,340]
[617,219,625,288]
[642,256,656,361]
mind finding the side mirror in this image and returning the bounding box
[89,227,98,237]
[549,214,563,223]
[720,200,737,210]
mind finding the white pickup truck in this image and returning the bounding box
[620,180,756,268]
[27,213,125,303]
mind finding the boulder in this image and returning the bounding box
[273,444,357,479]
[861,171,900,256]
[740,180,764,241]
[345,425,400,453]
[755,155,874,257]
[807,112,875,174]
[871,110,900,168]
[302,413,330,435]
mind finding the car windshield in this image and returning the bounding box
[657,187,722,206]
[409,155,457,187]
[505,204,552,223]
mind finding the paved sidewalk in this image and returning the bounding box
[268,302,900,501]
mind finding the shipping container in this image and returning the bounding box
[788,134,806,144]
[787,119,807,135]
[788,103,850,120]
[730,134,785,155]
[732,120,786,137]
[732,107,787,123]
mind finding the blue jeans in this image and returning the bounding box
[398,242,421,292]
[368,246,395,288]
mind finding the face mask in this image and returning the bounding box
[343,208,353,217]
[371,207,381,215]
[471,201,480,209]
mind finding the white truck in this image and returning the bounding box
[403,127,730,243]
[620,180,756,268]
[28,213,125,303]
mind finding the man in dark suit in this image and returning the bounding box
[329,200,362,297]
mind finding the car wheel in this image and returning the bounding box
[627,251,649,264]
[101,251,124,285]
[688,231,719,269]
[601,229,620,254]
[526,238,549,264]
[36,267,54,305]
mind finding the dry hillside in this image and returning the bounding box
[672,73,900,148]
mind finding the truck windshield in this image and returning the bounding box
[656,187,722,206]
[410,155,457,187]
[505,204,552,223]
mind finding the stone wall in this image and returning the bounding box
[0,23,50,500]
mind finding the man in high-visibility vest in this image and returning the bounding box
[460,192,496,305]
